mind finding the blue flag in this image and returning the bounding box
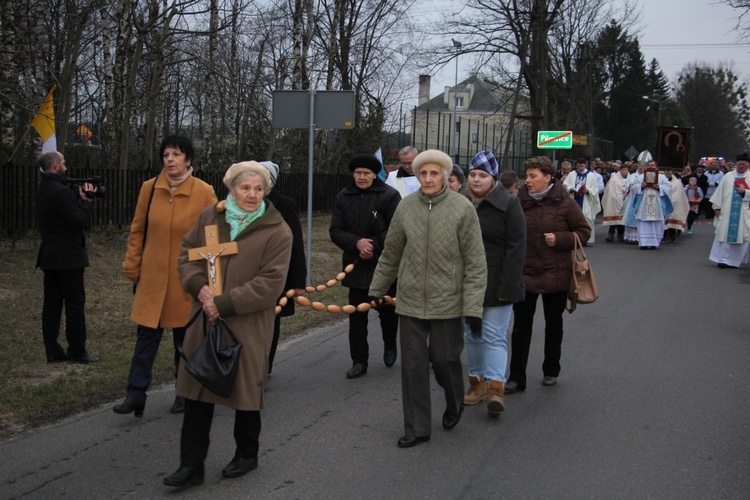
[374,148,386,181]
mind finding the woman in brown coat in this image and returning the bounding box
[114,136,217,417]
[163,161,292,488]
[506,156,590,393]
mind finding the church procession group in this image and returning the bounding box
[35,135,750,490]
[587,153,750,267]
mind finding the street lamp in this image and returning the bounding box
[642,95,664,126]
[452,38,462,165]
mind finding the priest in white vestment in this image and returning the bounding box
[563,158,601,243]
[709,154,750,268]
[602,162,630,241]
[631,161,673,249]
[623,164,645,243]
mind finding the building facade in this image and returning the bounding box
[412,75,532,171]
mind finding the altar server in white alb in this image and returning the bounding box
[709,153,750,268]
[385,146,420,198]
[562,158,600,243]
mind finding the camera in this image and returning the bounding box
[66,176,107,199]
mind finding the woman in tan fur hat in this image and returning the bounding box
[369,149,487,448]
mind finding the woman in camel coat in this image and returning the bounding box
[115,136,216,418]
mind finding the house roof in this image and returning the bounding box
[416,75,517,114]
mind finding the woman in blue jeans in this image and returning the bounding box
[462,151,527,416]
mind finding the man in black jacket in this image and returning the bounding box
[36,151,100,363]
[259,161,307,375]
[330,154,401,378]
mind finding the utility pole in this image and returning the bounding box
[451,39,462,165]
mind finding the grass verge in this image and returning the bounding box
[0,213,347,441]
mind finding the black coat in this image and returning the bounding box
[696,172,709,192]
[266,188,307,317]
[36,172,92,270]
[472,185,527,305]
[329,177,401,289]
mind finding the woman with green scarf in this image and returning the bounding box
[164,161,292,488]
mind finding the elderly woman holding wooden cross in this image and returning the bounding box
[163,161,292,489]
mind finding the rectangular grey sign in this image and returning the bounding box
[272,90,355,129]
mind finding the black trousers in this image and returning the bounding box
[399,316,464,437]
[702,198,715,219]
[42,268,87,359]
[687,210,699,230]
[348,287,398,365]
[125,325,186,400]
[180,399,261,469]
[268,315,281,374]
[509,291,567,389]
[607,224,625,237]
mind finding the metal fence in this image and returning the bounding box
[412,108,535,172]
[0,164,351,236]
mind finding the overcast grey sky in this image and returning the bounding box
[639,0,749,79]
[418,0,750,99]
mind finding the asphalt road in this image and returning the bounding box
[2,219,749,499]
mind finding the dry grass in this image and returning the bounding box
[0,214,347,441]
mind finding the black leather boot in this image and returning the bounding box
[113,396,145,418]
[170,396,186,414]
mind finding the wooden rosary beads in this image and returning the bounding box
[275,262,396,315]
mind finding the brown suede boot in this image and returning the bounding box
[486,379,505,416]
[463,375,486,405]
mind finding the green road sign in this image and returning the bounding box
[537,130,573,149]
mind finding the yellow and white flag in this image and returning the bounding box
[31,85,57,152]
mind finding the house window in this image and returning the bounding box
[455,96,464,108]
[455,121,461,134]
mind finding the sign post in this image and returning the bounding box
[537,130,573,150]
[272,90,355,286]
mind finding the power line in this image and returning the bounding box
[641,43,750,49]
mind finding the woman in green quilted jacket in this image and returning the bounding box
[369,149,487,449]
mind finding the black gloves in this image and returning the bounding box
[467,317,483,337]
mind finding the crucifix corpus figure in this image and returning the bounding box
[187,225,238,295]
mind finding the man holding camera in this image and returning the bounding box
[36,150,100,363]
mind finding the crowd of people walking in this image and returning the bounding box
[35,139,750,489]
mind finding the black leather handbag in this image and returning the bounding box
[180,311,243,398]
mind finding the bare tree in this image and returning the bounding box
[722,0,750,34]
[1,0,417,172]
[0,1,18,154]
[315,0,416,167]
[57,1,97,149]
[429,0,638,162]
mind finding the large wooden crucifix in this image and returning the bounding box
[187,225,238,295]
